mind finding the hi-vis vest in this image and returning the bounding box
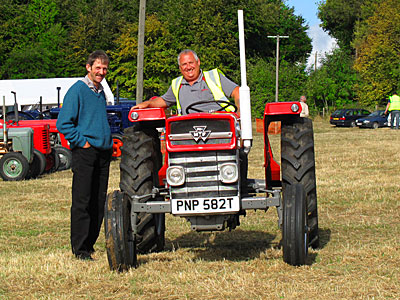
[389,94,400,111]
[171,68,235,115]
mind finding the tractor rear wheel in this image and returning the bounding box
[0,152,29,181]
[105,190,136,271]
[120,126,165,255]
[281,117,319,249]
[282,183,308,266]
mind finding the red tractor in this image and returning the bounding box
[105,102,319,271]
[104,11,319,271]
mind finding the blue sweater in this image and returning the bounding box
[56,80,112,150]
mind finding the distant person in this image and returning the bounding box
[56,50,113,260]
[384,92,400,129]
[299,95,309,117]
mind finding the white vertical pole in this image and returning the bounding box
[275,36,279,102]
[136,0,146,104]
[238,10,252,152]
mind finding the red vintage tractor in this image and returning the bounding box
[104,10,319,271]
[7,120,59,177]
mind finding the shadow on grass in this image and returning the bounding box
[317,227,331,249]
[137,227,331,266]
[165,229,277,262]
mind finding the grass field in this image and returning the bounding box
[0,119,399,300]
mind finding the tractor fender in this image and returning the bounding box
[128,107,167,123]
[264,101,302,116]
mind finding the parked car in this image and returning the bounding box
[330,108,371,127]
[355,110,388,129]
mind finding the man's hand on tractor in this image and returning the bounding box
[132,96,167,110]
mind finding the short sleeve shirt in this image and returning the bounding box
[161,70,238,115]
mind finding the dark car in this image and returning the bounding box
[330,108,371,127]
[355,110,388,129]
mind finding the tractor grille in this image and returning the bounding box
[33,126,50,153]
[169,150,239,199]
[168,119,232,146]
[41,128,50,152]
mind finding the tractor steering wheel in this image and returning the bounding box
[185,100,237,115]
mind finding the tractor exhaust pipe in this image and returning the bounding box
[238,10,252,153]
[39,96,43,119]
[2,96,7,145]
[11,91,18,125]
[57,87,61,108]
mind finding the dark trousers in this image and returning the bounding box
[70,146,112,256]
[390,110,400,129]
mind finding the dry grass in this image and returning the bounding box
[1,119,399,300]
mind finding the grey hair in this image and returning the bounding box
[177,49,199,66]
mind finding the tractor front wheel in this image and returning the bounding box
[105,190,136,271]
[0,152,29,181]
[282,183,308,266]
[26,149,46,179]
[45,148,60,173]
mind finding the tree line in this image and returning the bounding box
[1,0,398,117]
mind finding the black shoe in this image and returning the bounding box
[75,253,93,261]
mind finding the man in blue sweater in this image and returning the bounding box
[57,50,113,260]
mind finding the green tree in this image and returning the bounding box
[307,48,357,111]
[0,0,67,79]
[62,0,129,76]
[108,15,176,98]
[248,57,308,118]
[110,0,312,99]
[318,0,363,49]
[353,0,400,106]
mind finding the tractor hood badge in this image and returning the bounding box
[190,126,211,142]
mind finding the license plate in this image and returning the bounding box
[171,196,240,215]
[333,118,339,120]
[356,122,362,126]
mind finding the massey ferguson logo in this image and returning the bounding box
[190,126,211,142]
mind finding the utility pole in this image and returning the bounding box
[267,35,289,102]
[136,0,146,104]
[314,51,318,72]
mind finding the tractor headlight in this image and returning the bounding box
[219,163,238,183]
[166,166,185,186]
[130,111,139,120]
[291,103,300,113]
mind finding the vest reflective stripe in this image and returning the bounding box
[203,69,236,113]
[171,76,184,115]
[171,68,235,115]
[389,95,400,111]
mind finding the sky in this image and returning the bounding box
[285,0,337,68]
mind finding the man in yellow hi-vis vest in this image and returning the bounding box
[384,92,400,129]
[132,49,240,115]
